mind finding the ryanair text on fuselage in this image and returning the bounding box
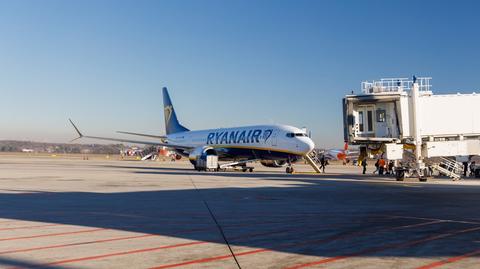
[206,129,273,145]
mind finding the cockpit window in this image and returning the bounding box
[286,133,307,138]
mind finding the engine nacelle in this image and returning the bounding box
[260,160,287,168]
[188,146,217,166]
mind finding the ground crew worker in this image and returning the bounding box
[362,159,368,174]
[388,161,394,175]
[373,159,379,174]
[463,161,469,177]
[378,158,386,175]
[320,155,326,173]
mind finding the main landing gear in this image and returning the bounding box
[242,167,254,172]
[240,163,254,172]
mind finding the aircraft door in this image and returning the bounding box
[270,130,278,147]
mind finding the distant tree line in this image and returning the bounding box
[0,140,126,154]
[0,146,19,152]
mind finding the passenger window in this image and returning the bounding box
[286,133,294,138]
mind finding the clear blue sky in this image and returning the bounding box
[1,0,479,148]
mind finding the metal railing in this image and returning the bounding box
[439,157,464,175]
[361,77,432,94]
[305,151,322,173]
[431,157,463,180]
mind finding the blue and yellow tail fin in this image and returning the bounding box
[162,87,189,135]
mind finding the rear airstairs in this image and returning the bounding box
[430,157,463,180]
[304,151,323,173]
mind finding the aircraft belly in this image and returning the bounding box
[217,147,300,161]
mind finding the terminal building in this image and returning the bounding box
[343,77,480,180]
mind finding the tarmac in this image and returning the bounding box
[0,154,480,269]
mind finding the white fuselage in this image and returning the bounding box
[167,124,315,158]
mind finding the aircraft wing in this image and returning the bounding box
[69,119,192,150]
[116,131,167,141]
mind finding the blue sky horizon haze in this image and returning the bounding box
[0,0,479,148]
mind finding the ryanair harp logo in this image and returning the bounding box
[164,105,173,125]
[263,129,273,142]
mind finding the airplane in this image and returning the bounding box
[69,87,315,173]
[321,143,359,164]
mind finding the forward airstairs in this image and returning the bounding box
[304,151,322,173]
[430,157,463,180]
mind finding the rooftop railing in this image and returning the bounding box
[361,77,432,94]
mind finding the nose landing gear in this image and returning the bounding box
[285,159,294,174]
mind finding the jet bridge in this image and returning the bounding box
[343,77,480,181]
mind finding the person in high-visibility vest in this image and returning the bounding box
[378,158,386,175]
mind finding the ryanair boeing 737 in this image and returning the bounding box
[70,88,315,173]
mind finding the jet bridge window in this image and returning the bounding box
[358,111,364,132]
[286,133,294,138]
[367,110,373,132]
[376,109,386,122]
[357,106,374,133]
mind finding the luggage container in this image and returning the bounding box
[195,154,219,172]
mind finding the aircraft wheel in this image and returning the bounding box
[419,177,428,182]
[249,168,254,172]
[396,170,405,181]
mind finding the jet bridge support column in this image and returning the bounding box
[411,82,426,180]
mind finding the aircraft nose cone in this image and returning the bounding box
[304,138,315,154]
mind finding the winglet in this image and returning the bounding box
[69,119,83,142]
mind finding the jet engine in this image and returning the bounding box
[260,160,287,168]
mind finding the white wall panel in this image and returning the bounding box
[417,94,480,136]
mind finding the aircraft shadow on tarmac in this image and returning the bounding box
[104,164,382,180]
[0,257,75,269]
[1,166,480,268]
[105,164,458,183]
